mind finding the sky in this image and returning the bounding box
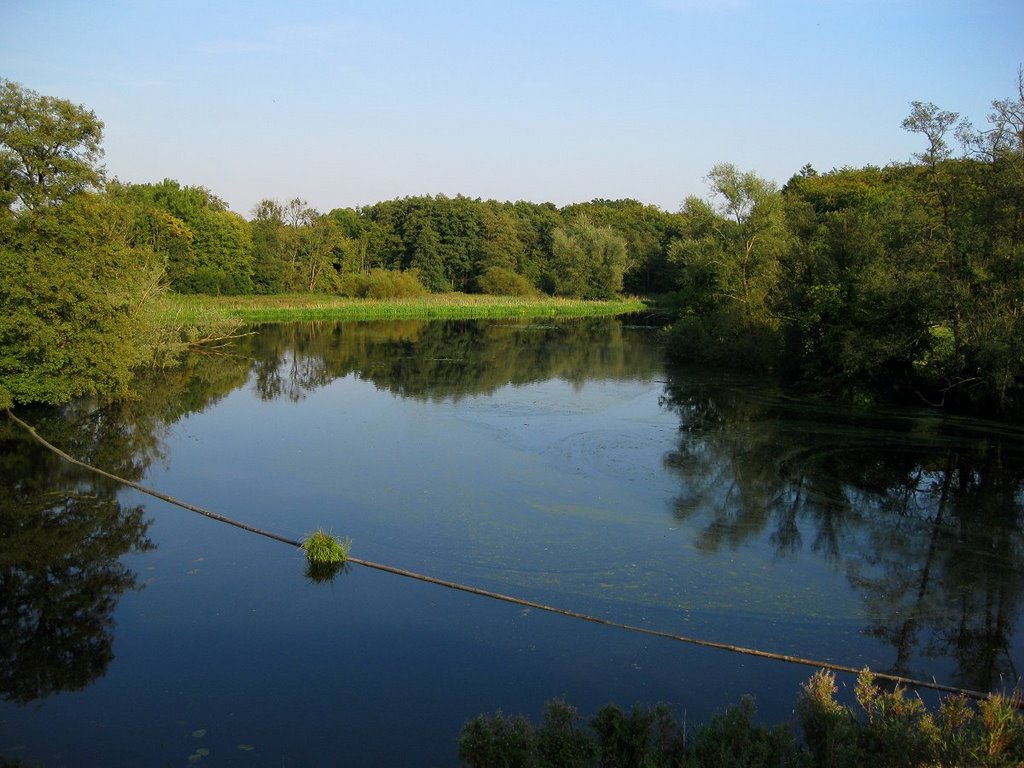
[2,0,1021,217]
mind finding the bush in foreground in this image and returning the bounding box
[458,670,1024,767]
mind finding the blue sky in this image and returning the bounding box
[2,0,1021,216]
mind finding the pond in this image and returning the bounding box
[2,316,1023,766]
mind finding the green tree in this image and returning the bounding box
[476,202,524,276]
[123,179,252,294]
[188,206,254,294]
[666,165,786,368]
[407,209,447,291]
[550,215,627,299]
[107,179,195,288]
[902,101,959,169]
[0,81,168,408]
[703,162,787,325]
[250,198,291,293]
[0,79,104,211]
[0,192,165,408]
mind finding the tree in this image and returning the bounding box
[0,81,167,409]
[250,198,291,293]
[670,165,786,327]
[550,215,627,299]
[407,210,447,291]
[901,101,959,170]
[0,194,165,408]
[0,79,104,211]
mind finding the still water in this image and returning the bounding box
[2,317,1022,766]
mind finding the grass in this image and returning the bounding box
[161,292,647,324]
[302,529,351,565]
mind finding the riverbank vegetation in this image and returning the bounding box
[162,293,644,324]
[458,669,1024,767]
[2,72,1022,415]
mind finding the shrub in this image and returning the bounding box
[476,267,539,297]
[458,711,535,767]
[339,268,428,299]
[536,700,597,768]
[797,669,1024,768]
[459,671,1024,768]
[690,695,806,768]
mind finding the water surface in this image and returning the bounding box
[2,317,1022,766]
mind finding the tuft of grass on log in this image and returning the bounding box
[302,529,351,565]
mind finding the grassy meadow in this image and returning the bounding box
[161,293,647,325]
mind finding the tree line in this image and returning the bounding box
[108,182,653,300]
[2,72,1022,415]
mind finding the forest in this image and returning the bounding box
[1,72,1022,415]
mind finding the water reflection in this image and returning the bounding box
[244,317,664,402]
[0,317,660,706]
[0,409,154,705]
[4,318,1022,714]
[660,370,1024,691]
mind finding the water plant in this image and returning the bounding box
[302,530,351,583]
[302,529,350,565]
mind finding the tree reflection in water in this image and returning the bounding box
[660,370,1024,691]
[0,409,154,705]
[0,317,661,705]
[244,317,664,403]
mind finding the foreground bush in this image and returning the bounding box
[797,670,1024,768]
[458,670,1024,767]
[459,697,803,767]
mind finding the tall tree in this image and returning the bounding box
[901,101,959,170]
[0,79,104,211]
[0,81,166,408]
[0,191,165,408]
[550,215,627,299]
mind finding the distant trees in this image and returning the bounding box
[250,198,351,293]
[113,180,254,294]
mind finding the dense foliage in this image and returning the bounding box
[0,80,168,409]
[2,72,1022,414]
[458,670,1024,767]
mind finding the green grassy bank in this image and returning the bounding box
[161,293,646,325]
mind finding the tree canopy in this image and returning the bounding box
[0,79,104,211]
[0,80,163,409]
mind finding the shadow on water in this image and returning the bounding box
[660,366,1024,692]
